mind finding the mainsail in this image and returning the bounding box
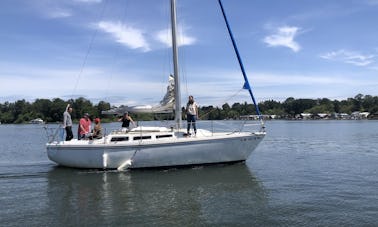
[102,75,175,115]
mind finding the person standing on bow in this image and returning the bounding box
[78,113,91,140]
[63,104,73,141]
[186,95,199,136]
[118,111,136,130]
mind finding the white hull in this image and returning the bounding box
[46,128,265,169]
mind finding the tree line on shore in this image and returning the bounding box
[0,94,377,124]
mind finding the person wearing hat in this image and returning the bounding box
[118,111,136,130]
[92,117,103,139]
[78,113,91,140]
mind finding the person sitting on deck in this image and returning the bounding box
[92,118,103,139]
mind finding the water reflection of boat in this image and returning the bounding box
[46,164,268,225]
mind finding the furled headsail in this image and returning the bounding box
[102,75,174,115]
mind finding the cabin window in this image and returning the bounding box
[156,134,173,139]
[111,137,129,142]
[133,136,152,140]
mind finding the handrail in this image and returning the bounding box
[44,125,64,143]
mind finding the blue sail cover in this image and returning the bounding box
[218,0,262,118]
[243,81,251,90]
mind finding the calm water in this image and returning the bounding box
[0,120,377,226]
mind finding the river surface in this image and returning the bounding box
[0,120,377,226]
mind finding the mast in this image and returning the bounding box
[171,0,182,128]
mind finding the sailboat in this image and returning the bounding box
[46,0,266,170]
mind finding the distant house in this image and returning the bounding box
[335,113,350,120]
[351,111,370,119]
[317,113,329,119]
[30,118,44,124]
[369,112,378,119]
[269,115,278,119]
[360,112,370,118]
[240,115,259,120]
[239,115,272,120]
[300,113,312,119]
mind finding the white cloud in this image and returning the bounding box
[252,72,357,86]
[47,9,72,18]
[1,61,377,105]
[320,49,375,66]
[263,26,301,52]
[155,28,196,47]
[97,21,150,52]
[174,68,373,105]
[197,69,363,87]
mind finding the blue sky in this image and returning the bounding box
[1,0,378,107]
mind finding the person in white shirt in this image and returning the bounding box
[185,95,199,136]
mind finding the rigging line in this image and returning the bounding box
[167,0,188,104]
[177,26,189,99]
[218,0,263,120]
[104,0,130,103]
[162,0,174,101]
[172,6,189,108]
[199,87,243,119]
[70,0,109,98]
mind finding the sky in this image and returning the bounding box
[1,0,378,107]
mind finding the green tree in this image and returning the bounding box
[33,99,52,121]
[338,99,353,113]
[1,93,378,123]
[352,94,364,111]
[50,98,67,122]
[227,110,239,119]
[259,100,283,115]
[96,101,111,117]
[222,103,231,111]
[72,97,95,119]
